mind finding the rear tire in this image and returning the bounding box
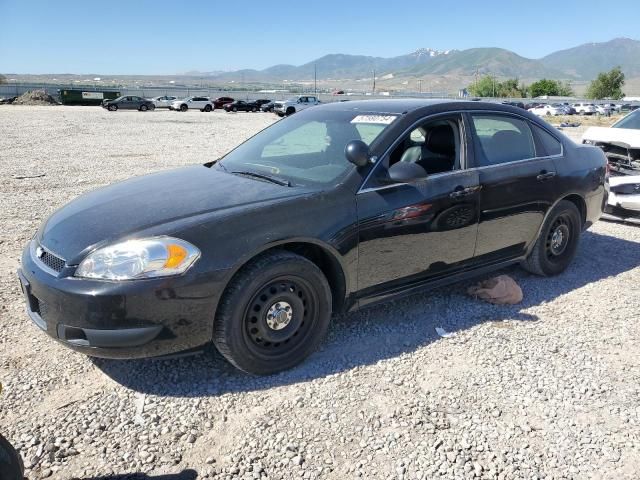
[521,200,581,276]
[251,107,257,112]
[286,107,295,116]
[214,251,332,375]
[204,104,212,112]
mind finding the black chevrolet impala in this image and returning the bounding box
[18,100,607,374]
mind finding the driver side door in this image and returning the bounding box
[356,113,480,296]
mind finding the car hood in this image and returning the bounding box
[38,165,309,263]
[583,127,640,148]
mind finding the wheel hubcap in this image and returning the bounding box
[266,301,293,330]
[546,216,571,258]
[244,278,315,354]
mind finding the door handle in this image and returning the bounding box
[449,185,482,199]
[536,171,556,181]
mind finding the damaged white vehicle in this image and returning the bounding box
[583,109,640,224]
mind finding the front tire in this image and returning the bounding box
[140,104,148,111]
[108,104,117,111]
[522,200,581,276]
[0,433,24,480]
[214,251,332,375]
[286,107,295,116]
[204,104,212,112]
[180,104,188,112]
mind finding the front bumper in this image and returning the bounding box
[18,240,227,359]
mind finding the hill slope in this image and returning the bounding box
[203,38,640,83]
[541,38,640,79]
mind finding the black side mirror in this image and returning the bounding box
[384,162,428,184]
[345,140,371,168]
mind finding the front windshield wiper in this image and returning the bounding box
[231,170,292,187]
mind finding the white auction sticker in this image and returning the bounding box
[350,114,397,125]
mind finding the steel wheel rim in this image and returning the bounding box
[242,275,317,358]
[546,214,571,259]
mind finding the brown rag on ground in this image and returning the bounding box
[467,275,523,305]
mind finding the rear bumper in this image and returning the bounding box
[18,241,228,359]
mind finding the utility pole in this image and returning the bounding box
[372,68,376,95]
[418,79,422,94]
[474,66,479,93]
[314,63,317,96]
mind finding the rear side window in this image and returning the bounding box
[471,114,535,166]
[533,125,562,156]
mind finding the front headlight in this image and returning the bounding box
[75,237,200,280]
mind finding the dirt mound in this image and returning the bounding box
[13,89,58,105]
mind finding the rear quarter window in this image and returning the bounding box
[532,125,562,156]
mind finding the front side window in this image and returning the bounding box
[387,115,462,175]
[219,110,397,185]
[471,114,535,166]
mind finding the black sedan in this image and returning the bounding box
[19,100,607,374]
[102,96,155,111]
[260,101,276,113]
[224,100,259,112]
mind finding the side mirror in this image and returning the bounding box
[345,140,371,167]
[384,162,428,184]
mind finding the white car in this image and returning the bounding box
[529,104,564,116]
[169,96,213,112]
[150,95,177,108]
[594,104,613,116]
[572,103,597,115]
[273,95,320,117]
[583,109,640,223]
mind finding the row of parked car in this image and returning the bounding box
[503,101,639,117]
[101,94,323,116]
[101,95,271,113]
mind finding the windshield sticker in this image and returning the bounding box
[350,114,397,125]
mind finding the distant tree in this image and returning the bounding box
[468,76,527,98]
[498,78,528,98]
[586,67,625,99]
[528,79,573,98]
[0,74,6,85]
[468,76,497,97]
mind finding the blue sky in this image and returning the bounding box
[1,0,638,74]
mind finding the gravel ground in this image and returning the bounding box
[1,105,640,480]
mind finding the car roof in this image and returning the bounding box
[314,98,523,115]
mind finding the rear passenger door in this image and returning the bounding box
[469,112,560,262]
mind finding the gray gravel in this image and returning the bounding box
[1,105,640,480]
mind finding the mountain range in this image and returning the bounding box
[197,38,640,83]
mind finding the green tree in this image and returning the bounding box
[528,79,573,98]
[468,76,498,97]
[498,78,527,97]
[586,67,625,100]
[468,76,527,98]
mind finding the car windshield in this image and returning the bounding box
[218,109,398,186]
[613,110,640,130]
